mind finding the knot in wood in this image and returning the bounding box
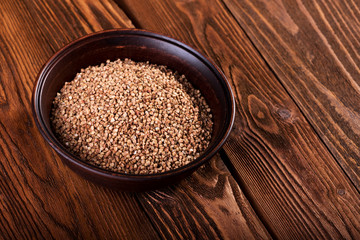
[337,189,345,196]
[277,108,291,120]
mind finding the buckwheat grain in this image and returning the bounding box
[51,58,213,174]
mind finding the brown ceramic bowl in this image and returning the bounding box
[32,29,235,191]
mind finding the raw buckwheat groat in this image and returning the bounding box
[51,58,213,174]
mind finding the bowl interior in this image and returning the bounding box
[35,30,234,175]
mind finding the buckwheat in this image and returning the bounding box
[51,58,213,174]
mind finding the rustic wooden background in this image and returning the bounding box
[0,0,359,239]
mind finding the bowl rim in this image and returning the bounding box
[32,28,236,180]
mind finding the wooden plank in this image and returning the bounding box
[222,0,360,190]
[118,0,360,238]
[0,0,271,239]
[138,155,270,239]
[0,0,160,239]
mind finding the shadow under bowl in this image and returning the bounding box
[32,29,235,191]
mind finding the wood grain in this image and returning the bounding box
[0,0,160,239]
[0,0,271,238]
[0,82,6,105]
[118,0,360,238]
[223,0,360,190]
[138,155,270,240]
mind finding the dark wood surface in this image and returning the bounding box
[223,0,360,192]
[0,0,359,239]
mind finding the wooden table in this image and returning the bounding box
[1,0,360,239]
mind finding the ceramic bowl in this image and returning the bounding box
[32,29,235,191]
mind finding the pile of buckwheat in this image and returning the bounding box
[51,58,213,174]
